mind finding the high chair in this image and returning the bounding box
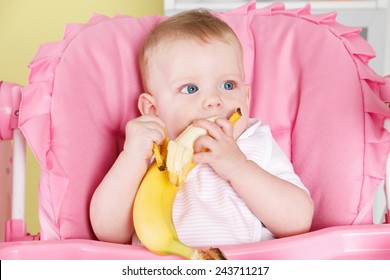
[0,1,390,259]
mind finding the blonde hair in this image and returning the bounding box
[139,9,242,91]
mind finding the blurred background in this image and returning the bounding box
[1,0,389,239]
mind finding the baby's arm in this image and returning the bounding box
[90,115,165,243]
[193,118,314,238]
[228,159,314,238]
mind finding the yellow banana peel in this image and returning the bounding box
[133,108,241,260]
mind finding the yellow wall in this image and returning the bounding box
[0,0,163,235]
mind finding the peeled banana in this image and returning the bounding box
[167,108,242,187]
[133,108,241,260]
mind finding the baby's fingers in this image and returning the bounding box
[147,128,166,147]
[138,114,166,127]
[192,150,213,164]
[193,119,221,140]
[126,116,166,143]
[215,117,234,137]
[193,134,214,153]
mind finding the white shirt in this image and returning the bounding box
[172,119,308,247]
[132,119,308,247]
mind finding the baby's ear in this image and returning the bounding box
[138,92,157,115]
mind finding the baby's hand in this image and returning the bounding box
[192,117,247,181]
[123,115,166,163]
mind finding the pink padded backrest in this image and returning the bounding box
[19,2,390,240]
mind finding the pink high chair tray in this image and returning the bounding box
[1,224,389,259]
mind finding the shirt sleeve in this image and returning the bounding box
[238,121,309,194]
[265,136,309,194]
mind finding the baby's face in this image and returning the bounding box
[145,38,251,139]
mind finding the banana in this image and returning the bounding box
[167,108,242,186]
[133,108,241,260]
[152,128,169,171]
[166,117,217,187]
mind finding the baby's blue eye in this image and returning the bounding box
[180,84,199,94]
[222,81,235,90]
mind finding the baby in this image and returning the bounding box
[90,9,314,246]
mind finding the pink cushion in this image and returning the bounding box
[19,2,390,239]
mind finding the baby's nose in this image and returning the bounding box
[203,93,223,109]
